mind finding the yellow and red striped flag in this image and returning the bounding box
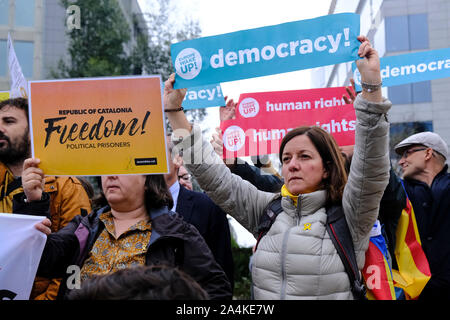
[392,195,431,299]
[362,221,396,300]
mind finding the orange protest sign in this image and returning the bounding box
[28,76,168,176]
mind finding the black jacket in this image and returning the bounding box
[402,165,450,299]
[176,186,234,290]
[230,161,283,193]
[14,196,232,300]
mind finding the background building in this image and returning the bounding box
[0,0,145,91]
[312,0,450,167]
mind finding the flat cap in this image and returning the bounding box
[394,131,448,160]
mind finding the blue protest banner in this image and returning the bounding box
[182,83,226,109]
[171,13,361,89]
[352,47,450,90]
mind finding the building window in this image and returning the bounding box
[0,40,6,76]
[388,80,432,105]
[0,0,8,25]
[14,41,34,78]
[385,14,429,53]
[14,0,35,27]
[408,14,429,50]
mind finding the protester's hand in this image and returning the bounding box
[163,73,187,111]
[22,158,45,202]
[35,218,51,235]
[210,127,236,166]
[356,35,381,84]
[210,127,224,157]
[343,78,357,105]
[219,96,237,122]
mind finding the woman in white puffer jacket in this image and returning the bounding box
[163,36,391,299]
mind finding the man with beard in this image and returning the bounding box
[0,98,91,300]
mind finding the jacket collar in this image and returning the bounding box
[282,189,327,217]
[0,162,10,185]
[92,205,174,247]
[405,164,449,188]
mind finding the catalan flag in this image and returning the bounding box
[392,186,431,300]
[362,220,396,300]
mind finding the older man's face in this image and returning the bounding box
[398,145,429,179]
[178,165,192,190]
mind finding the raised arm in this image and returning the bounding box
[163,74,191,135]
[163,76,276,235]
[342,36,392,251]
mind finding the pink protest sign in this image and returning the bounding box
[220,87,355,158]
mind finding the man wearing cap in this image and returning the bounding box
[394,131,450,299]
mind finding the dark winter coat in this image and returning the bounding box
[176,185,234,290]
[402,165,450,299]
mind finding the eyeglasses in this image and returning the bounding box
[178,174,191,181]
[400,147,427,159]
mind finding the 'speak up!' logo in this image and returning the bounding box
[238,97,259,118]
[223,125,245,152]
[175,48,202,80]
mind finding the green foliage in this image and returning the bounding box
[54,0,132,78]
[231,240,253,300]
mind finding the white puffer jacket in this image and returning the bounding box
[176,94,392,299]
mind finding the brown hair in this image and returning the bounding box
[0,98,29,121]
[279,126,348,206]
[144,174,174,210]
[67,265,208,300]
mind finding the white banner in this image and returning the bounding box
[7,33,28,98]
[0,213,47,300]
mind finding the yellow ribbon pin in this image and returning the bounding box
[303,223,311,231]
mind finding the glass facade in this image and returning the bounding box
[388,81,432,105]
[0,40,6,76]
[13,41,34,78]
[14,0,35,27]
[385,13,431,104]
[385,14,429,53]
[0,0,8,25]
[385,15,409,52]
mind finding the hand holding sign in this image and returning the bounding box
[355,36,382,102]
[164,74,192,137]
[164,74,187,110]
[22,158,45,202]
[219,96,237,122]
[35,218,52,235]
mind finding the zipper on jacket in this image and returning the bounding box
[296,195,302,225]
[280,195,303,299]
[279,226,291,299]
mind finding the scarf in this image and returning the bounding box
[281,184,299,207]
